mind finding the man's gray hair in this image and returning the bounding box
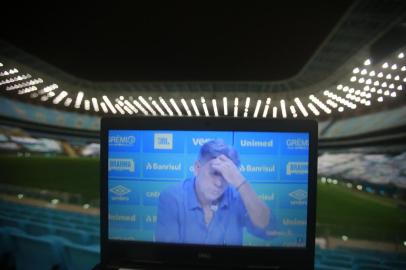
[198,139,240,166]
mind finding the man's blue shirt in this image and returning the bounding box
[155,177,271,245]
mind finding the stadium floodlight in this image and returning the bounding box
[201,97,209,117]
[169,98,182,116]
[223,97,228,116]
[377,89,383,94]
[358,77,365,83]
[100,102,108,113]
[352,68,359,74]
[0,62,2,67]
[337,84,343,90]
[389,83,394,89]
[139,96,157,115]
[119,96,124,100]
[51,199,59,205]
[47,92,55,97]
[377,72,383,78]
[386,74,392,80]
[307,103,319,116]
[341,235,349,241]
[391,64,397,70]
[116,99,124,107]
[338,106,344,112]
[124,100,139,114]
[382,62,389,69]
[403,241,406,247]
[364,59,371,65]
[365,78,372,85]
[181,99,192,116]
[343,86,349,92]
[190,99,200,116]
[114,104,125,115]
[374,80,380,86]
[83,204,90,210]
[399,52,405,59]
[294,97,308,117]
[133,100,149,115]
[356,185,363,191]
[280,99,287,118]
[369,70,376,77]
[30,93,39,98]
[64,97,73,107]
[123,106,133,115]
[377,96,383,102]
[102,96,117,114]
[350,76,356,82]
[332,179,338,185]
[320,177,326,184]
[91,97,99,112]
[381,82,387,87]
[0,68,19,77]
[370,87,376,92]
[253,100,262,118]
[17,194,24,199]
[212,99,219,117]
[149,99,164,116]
[159,97,174,116]
[290,105,297,118]
[272,106,278,118]
[398,85,403,91]
[402,66,406,72]
[391,92,396,97]
[17,86,37,95]
[360,69,367,75]
[6,78,44,91]
[74,91,84,109]
[84,100,90,111]
[394,75,400,81]
[234,97,239,117]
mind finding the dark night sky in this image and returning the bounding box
[1,2,353,82]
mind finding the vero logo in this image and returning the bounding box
[289,189,307,201]
[110,185,131,196]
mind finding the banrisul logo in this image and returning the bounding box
[286,162,308,175]
[286,138,308,150]
[110,185,131,196]
[108,158,135,172]
[109,135,136,147]
[289,189,307,206]
[154,133,173,150]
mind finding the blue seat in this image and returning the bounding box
[64,243,100,270]
[53,226,89,245]
[24,221,53,236]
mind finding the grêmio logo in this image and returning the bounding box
[286,139,308,150]
[154,133,173,150]
[109,135,136,146]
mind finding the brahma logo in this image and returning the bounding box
[109,135,136,146]
[286,162,308,175]
[289,189,307,206]
[286,139,308,150]
[154,133,173,150]
[110,185,131,196]
[108,159,135,172]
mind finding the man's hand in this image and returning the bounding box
[210,155,245,187]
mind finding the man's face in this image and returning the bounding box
[194,158,228,203]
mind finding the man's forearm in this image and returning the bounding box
[238,182,270,229]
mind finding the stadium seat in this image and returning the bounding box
[53,226,89,245]
[63,243,99,270]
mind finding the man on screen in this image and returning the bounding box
[155,139,273,245]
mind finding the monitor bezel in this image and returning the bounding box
[100,116,318,270]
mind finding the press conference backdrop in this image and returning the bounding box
[108,130,309,247]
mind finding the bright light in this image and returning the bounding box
[159,97,174,116]
[356,185,363,191]
[263,99,270,118]
[369,70,375,76]
[272,106,278,118]
[124,100,139,114]
[391,64,397,70]
[91,98,99,112]
[402,66,406,71]
[321,177,326,184]
[364,59,371,65]
[399,52,405,59]
[102,96,117,114]
[139,96,157,115]
[253,100,262,118]
[394,75,400,81]
[190,99,200,116]
[398,85,403,91]
[169,98,183,116]
[360,69,367,75]
[358,77,365,83]
[114,104,125,115]
[403,240,406,246]
[337,84,343,90]
[391,92,396,97]
[382,62,389,69]
[342,235,349,241]
[201,97,209,117]
[377,72,383,78]
[352,68,359,74]
[123,106,133,115]
[83,204,90,209]
[223,97,228,116]
[84,100,90,111]
[212,99,219,117]
[280,100,287,118]
[307,103,319,116]
[294,97,308,117]
[338,106,344,112]
[350,76,356,82]
[17,194,24,199]
[64,97,73,107]
[100,102,108,113]
[181,99,192,116]
[386,74,392,80]
[332,179,338,185]
[133,100,149,115]
[51,199,59,205]
[234,97,239,117]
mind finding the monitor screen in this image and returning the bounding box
[107,129,309,248]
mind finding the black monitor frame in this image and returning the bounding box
[100,117,318,270]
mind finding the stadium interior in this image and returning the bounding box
[1,1,406,269]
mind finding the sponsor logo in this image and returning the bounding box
[154,133,173,150]
[110,185,131,196]
[289,189,307,206]
[258,193,275,201]
[109,214,137,222]
[145,191,160,198]
[109,135,136,146]
[240,139,273,148]
[192,137,215,146]
[286,139,308,150]
[108,159,135,172]
[286,162,308,175]
[282,218,307,226]
[145,215,157,223]
[145,162,181,171]
[240,164,275,173]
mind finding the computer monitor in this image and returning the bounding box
[100,117,318,270]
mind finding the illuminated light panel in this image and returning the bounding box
[384,90,390,96]
[150,99,164,116]
[100,102,108,113]
[394,75,400,81]
[84,100,90,111]
[350,76,356,82]
[40,95,49,102]
[337,84,343,90]
[17,86,37,95]
[6,78,43,91]
[123,106,133,115]
[91,98,99,112]
[377,96,383,102]
[398,85,403,91]
[369,71,375,77]
[360,69,367,75]
[53,91,68,104]
[382,62,389,69]
[124,100,139,114]
[389,83,394,89]
[181,99,192,116]
[374,80,380,86]
[352,68,359,74]
[169,98,182,116]
[234,97,239,117]
[365,78,372,85]
[307,103,319,116]
[391,92,397,97]
[223,97,228,116]
[253,100,262,118]
[74,92,84,109]
[391,64,397,70]
[190,99,200,116]
[381,82,387,87]
[116,99,124,107]
[119,96,124,100]
[280,99,287,118]
[159,97,174,116]
[289,105,297,118]
[0,74,32,86]
[0,68,18,76]
[399,52,405,59]
[262,97,271,118]
[139,96,157,115]
[272,106,278,118]
[201,97,209,117]
[326,99,338,108]
[358,77,365,83]
[343,86,349,92]
[102,96,117,114]
[377,72,384,78]
[338,106,344,112]
[133,100,149,115]
[114,104,125,115]
[401,66,406,71]
[39,84,58,94]
[294,97,308,117]
[64,97,73,107]
[386,74,392,80]
[212,99,219,117]
[364,59,371,65]
[309,95,331,114]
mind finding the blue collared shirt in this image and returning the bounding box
[155,178,271,245]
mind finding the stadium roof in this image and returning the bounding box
[0,0,406,120]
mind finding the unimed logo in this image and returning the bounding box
[108,158,135,172]
[154,133,173,150]
[110,185,131,196]
[286,162,308,175]
[109,135,136,146]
